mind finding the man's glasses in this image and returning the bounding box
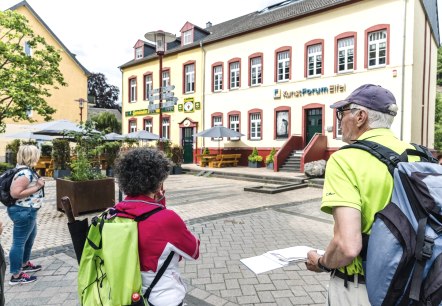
[336,106,359,121]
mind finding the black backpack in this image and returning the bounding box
[0,167,30,206]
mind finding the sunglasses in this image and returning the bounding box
[336,106,359,121]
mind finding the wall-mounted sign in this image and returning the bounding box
[274,84,346,99]
[178,104,183,111]
[183,97,194,113]
[195,101,201,110]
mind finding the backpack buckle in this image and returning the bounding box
[421,236,434,260]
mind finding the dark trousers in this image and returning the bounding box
[0,244,6,306]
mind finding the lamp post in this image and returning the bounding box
[144,30,176,139]
[74,98,85,124]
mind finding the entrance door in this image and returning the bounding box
[182,127,193,164]
[305,108,322,145]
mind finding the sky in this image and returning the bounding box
[0,0,278,101]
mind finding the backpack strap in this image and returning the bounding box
[143,251,175,301]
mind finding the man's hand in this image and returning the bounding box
[305,250,322,272]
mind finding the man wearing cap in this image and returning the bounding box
[305,84,415,305]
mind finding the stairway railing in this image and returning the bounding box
[274,135,303,172]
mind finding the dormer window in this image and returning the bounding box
[135,47,143,59]
[183,30,192,45]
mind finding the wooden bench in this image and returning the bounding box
[209,154,241,168]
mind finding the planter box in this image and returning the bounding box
[56,177,115,217]
[266,162,274,170]
[172,166,183,175]
[53,169,71,179]
[248,161,261,168]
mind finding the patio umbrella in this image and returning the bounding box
[61,196,88,264]
[124,130,159,141]
[195,126,244,153]
[33,120,99,136]
[3,131,55,141]
[104,132,124,141]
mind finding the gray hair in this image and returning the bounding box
[114,148,171,196]
[350,103,397,129]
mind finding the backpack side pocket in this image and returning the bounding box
[421,251,442,305]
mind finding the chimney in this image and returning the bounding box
[206,21,212,28]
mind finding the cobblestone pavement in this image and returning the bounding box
[0,169,332,305]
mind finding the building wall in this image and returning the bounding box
[9,6,88,124]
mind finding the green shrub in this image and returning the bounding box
[248,147,263,162]
[52,139,70,170]
[265,148,276,164]
[0,162,14,173]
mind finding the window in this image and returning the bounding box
[337,37,354,72]
[276,111,289,139]
[229,114,240,140]
[129,78,137,102]
[144,119,152,133]
[129,120,137,132]
[185,64,195,93]
[135,47,143,59]
[183,30,192,45]
[162,70,170,87]
[144,74,152,100]
[213,66,223,91]
[250,57,262,86]
[212,115,222,140]
[368,30,387,67]
[277,51,290,82]
[250,113,261,140]
[229,62,240,89]
[26,107,33,118]
[308,44,322,77]
[24,41,32,56]
[162,117,170,139]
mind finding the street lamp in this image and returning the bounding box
[144,30,176,139]
[74,98,85,124]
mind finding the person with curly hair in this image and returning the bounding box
[113,147,200,306]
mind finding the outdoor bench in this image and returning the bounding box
[209,154,241,168]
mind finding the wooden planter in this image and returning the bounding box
[56,177,115,216]
[248,161,261,168]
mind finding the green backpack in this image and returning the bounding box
[78,206,164,306]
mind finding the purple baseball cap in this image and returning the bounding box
[330,84,397,116]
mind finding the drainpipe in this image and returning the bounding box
[400,0,408,140]
[200,40,206,151]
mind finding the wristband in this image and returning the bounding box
[317,256,332,272]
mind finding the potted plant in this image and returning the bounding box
[200,147,210,167]
[99,141,122,177]
[52,139,71,178]
[248,147,263,168]
[156,139,173,173]
[55,121,115,217]
[265,148,276,170]
[170,145,184,174]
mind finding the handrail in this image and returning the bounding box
[300,133,327,172]
[274,135,303,172]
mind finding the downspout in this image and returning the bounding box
[426,39,431,147]
[400,0,408,140]
[120,67,124,134]
[200,40,206,151]
[421,25,427,145]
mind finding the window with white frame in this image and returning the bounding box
[229,114,240,140]
[144,119,152,133]
[212,116,222,140]
[250,57,262,85]
[338,37,354,72]
[129,79,136,102]
[24,41,32,56]
[250,113,261,140]
[185,64,195,93]
[129,121,137,132]
[308,44,322,77]
[162,118,170,139]
[230,62,240,89]
[277,51,290,81]
[135,47,143,59]
[162,71,170,87]
[368,30,387,68]
[213,66,223,91]
[183,30,192,45]
[144,75,152,100]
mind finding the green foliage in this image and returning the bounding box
[5,139,36,164]
[66,120,106,181]
[0,162,14,173]
[202,147,210,155]
[0,10,66,132]
[248,147,263,162]
[156,139,172,159]
[52,139,70,170]
[438,48,442,86]
[40,143,52,157]
[99,141,122,169]
[265,148,276,164]
[88,73,120,109]
[90,111,121,133]
[171,145,184,166]
[435,92,442,150]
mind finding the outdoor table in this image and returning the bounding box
[195,154,218,167]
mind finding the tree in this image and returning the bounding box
[0,10,66,132]
[88,73,119,109]
[90,112,121,133]
[438,48,442,86]
[434,92,442,150]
